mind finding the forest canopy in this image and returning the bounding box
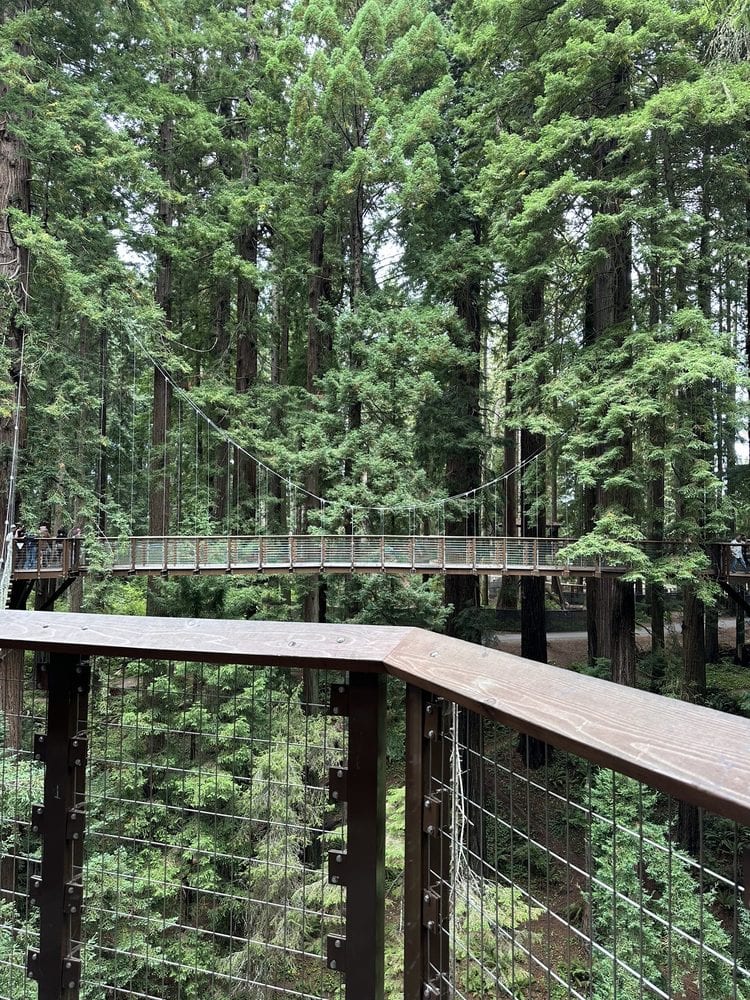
[1,0,749,676]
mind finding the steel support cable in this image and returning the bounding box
[127,327,567,520]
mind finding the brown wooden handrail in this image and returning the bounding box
[1,610,749,825]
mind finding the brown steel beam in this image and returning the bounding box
[404,685,424,999]
[718,579,750,618]
[32,653,89,1000]
[345,672,386,999]
[404,689,450,999]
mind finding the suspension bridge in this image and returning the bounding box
[0,331,744,607]
[9,533,667,580]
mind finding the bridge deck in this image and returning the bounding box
[9,534,692,581]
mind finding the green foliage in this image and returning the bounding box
[590,770,748,1000]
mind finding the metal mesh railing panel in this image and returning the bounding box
[79,658,347,1000]
[432,709,750,999]
[0,654,44,1000]
[264,538,292,567]
[234,538,260,566]
[295,538,323,564]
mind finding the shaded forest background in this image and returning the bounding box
[3,5,750,998]
[2,0,750,694]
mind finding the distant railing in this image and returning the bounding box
[10,536,84,579]
[10,535,724,580]
[0,611,748,999]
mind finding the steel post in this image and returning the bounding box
[404,687,451,999]
[29,653,90,1000]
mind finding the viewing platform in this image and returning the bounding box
[0,611,747,999]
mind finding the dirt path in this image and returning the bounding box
[486,617,738,668]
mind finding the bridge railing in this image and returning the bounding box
[0,611,748,1000]
[10,537,84,579]
[89,534,690,576]
[14,534,745,581]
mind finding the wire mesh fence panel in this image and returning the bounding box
[413,538,442,568]
[474,538,505,570]
[80,658,348,1000]
[323,538,353,568]
[295,538,323,566]
[352,538,380,566]
[505,539,533,570]
[0,653,44,1000]
[383,537,412,567]
[431,708,750,1000]
[264,537,293,568]
[235,538,261,568]
[444,540,471,568]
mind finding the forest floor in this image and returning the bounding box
[486,616,739,668]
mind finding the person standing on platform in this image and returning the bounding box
[26,528,37,569]
[38,522,51,568]
[13,524,26,569]
[55,527,66,568]
[69,524,82,567]
[730,534,747,573]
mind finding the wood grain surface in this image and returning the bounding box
[386,629,750,826]
[2,609,749,824]
[0,611,406,671]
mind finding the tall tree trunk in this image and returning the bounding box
[213,278,231,529]
[446,221,484,871]
[445,249,482,639]
[148,111,174,615]
[0,5,31,748]
[518,282,547,667]
[268,285,288,534]
[234,23,261,531]
[584,61,635,683]
[499,309,519,609]
[647,252,666,661]
[677,162,713,695]
[675,163,714,850]
[517,281,549,768]
[302,190,331,707]
[236,222,259,527]
[96,327,108,538]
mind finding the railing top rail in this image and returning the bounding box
[384,631,750,826]
[2,610,750,825]
[0,610,408,672]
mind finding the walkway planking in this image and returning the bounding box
[9,533,696,581]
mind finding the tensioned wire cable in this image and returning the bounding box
[128,327,565,519]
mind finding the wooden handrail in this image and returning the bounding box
[1,609,750,825]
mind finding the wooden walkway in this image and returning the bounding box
[10,534,685,581]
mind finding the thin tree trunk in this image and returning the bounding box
[302,190,331,707]
[213,278,231,528]
[499,309,519,610]
[236,222,259,527]
[268,286,288,534]
[446,221,484,870]
[96,328,108,537]
[648,255,666,659]
[518,282,548,671]
[148,111,174,615]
